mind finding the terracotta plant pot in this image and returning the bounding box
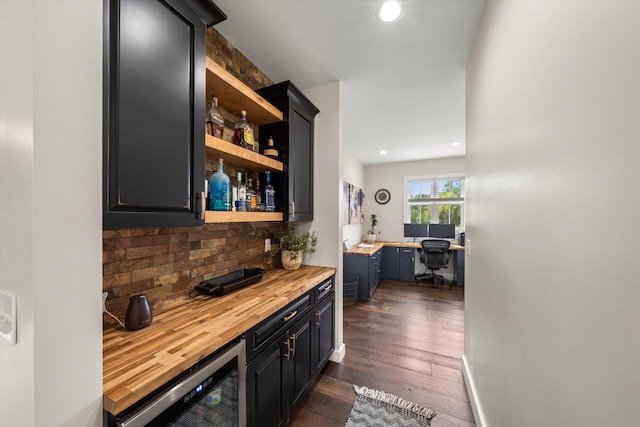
[281,250,303,270]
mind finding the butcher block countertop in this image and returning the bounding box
[344,241,465,256]
[103,265,336,415]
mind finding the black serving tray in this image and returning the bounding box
[195,268,266,296]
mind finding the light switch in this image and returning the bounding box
[0,289,17,344]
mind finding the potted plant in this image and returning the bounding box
[278,223,317,270]
[366,214,378,242]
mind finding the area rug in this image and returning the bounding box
[345,385,437,426]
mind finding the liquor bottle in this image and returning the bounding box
[263,136,279,159]
[232,110,254,150]
[230,175,238,212]
[209,158,230,211]
[247,176,256,211]
[255,176,262,211]
[264,171,276,212]
[207,95,224,139]
[236,172,246,212]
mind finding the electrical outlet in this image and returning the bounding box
[265,238,271,252]
[0,289,17,344]
[102,292,109,313]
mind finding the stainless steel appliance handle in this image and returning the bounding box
[117,339,246,427]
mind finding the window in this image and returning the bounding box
[405,175,464,228]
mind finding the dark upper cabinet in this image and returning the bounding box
[103,0,225,229]
[257,82,319,222]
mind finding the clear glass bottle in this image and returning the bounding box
[209,158,230,211]
[265,171,276,212]
[236,171,246,212]
[232,110,254,150]
[207,95,224,139]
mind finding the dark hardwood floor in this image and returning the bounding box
[290,279,475,427]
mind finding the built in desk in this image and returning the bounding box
[343,241,465,300]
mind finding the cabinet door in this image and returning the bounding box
[314,292,335,373]
[289,107,313,221]
[368,261,377,300]
[398,248,416,282]
[456,250,465,287]
[246,335,287,427]
[257,81,319,222]
[103,0,222,229]
[289,312,315,408]
[381,246,399,280]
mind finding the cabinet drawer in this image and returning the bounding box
[246,291,312,362]
[314,277,334,303]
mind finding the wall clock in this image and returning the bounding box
[374,189,391,205]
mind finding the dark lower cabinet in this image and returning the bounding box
[344,250,382,301]
[103,0,225,229]
[399,248,416,282]
[381,246,416,282]
[257,82,319,222]
[246,312,313,427]
[246,276,335,427]
[314,294,335,372]
[455,250,465,287]
[246,337,287,427]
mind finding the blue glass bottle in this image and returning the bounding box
[209,158,230,211]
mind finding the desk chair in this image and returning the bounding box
[415,239,451,286]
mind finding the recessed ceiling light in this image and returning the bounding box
[452,141,462,146]
[379,150,387,155]
[378,1,402,23]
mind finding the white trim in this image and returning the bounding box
[462,354,488,427]
[403,173,466,225]
[330,342,346,363]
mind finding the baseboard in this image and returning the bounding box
[329,342,346,363]
[462,354,487,427]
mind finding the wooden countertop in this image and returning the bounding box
[103,265,336,415]
[344,241,464,256]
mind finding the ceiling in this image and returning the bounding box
[213,0,485,165]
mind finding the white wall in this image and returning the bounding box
[364,157,465,243]
[0,1,103,426]
[464,1,640,426]
[342,147,365,245]
[299,81,345,362]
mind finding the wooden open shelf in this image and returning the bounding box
[205,134,283,172]
[205,210,283,223]
[205,58,283,125]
